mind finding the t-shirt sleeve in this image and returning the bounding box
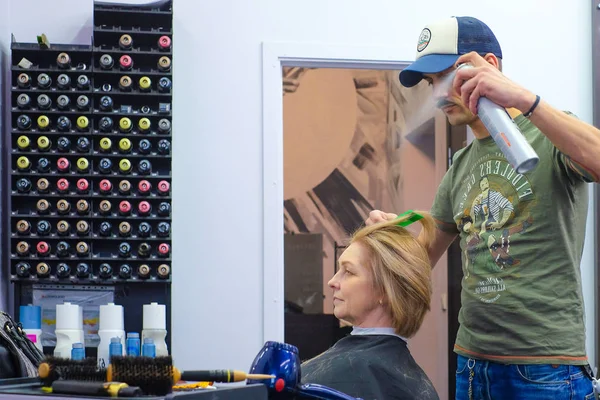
[430,169,459,234]
[554,150,597,184]
[552,111,598,184]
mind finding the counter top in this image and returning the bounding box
[0,379,268,400]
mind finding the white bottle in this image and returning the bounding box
[19,305,43,352]
[97,303,125,368]
[54,303,84,358]
[141,303,168,357]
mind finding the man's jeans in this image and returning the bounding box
[455,354,595,399]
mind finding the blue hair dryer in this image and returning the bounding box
[247,341,362,400]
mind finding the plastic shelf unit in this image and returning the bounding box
[9,0,173,286]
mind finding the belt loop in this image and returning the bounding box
[468,358,476,370]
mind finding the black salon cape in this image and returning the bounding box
[300,334,439,400]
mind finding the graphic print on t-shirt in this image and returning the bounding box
[454,152,535,304]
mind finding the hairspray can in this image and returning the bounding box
[456,64,539,174]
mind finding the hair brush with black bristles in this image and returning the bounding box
[38,356,173,396]
[40,355,275,396]
[38,356,106,386]
[108,356,275,396]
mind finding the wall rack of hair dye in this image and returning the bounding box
[9,0,173,287]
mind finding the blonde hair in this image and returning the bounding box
[350,211,435,338]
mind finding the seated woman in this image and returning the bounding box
[300,211,440,400]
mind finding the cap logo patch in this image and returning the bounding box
[417,28,431,52]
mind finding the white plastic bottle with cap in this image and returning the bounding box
[97,303,125,368]
[54,303,84,358]
[141,303,168,356]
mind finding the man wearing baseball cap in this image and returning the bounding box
[367,16,600,399]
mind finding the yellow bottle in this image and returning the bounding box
[37,136,51,152]
[17,136,30,150]
[138,118,151,133]
[119,159,132,174]
[17,156,30,171]
[119,138,132,153]
[100,138,112,152]
[119,117,132,133]
[77,116,89,131]
[37,115,50,130]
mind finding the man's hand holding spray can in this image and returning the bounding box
[454,63,539,174]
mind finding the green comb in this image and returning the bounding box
[396,210,423,227]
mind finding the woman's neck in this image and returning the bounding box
[352,308,393,329]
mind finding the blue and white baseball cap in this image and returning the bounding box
[399,16,503,88]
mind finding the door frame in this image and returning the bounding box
[592,0,600,375]
[261,41,456,399]
[261,41,413,343]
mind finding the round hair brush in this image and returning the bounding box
[107,356,174,396]
[40,355,275,396]
[38,356,106,386]
[108,356,274,395]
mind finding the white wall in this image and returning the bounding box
[8,1,93,45]
[0,0,595,379]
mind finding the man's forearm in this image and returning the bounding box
[421,225,459,269]
[525,99,600,181]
